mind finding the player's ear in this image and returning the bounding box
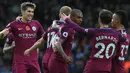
[59,13,61,18]
[116,20,119,24]
[68,14,70,18]
[98,17,100,23]
[21,10,24,15]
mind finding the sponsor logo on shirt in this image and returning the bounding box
[18,33,36,38]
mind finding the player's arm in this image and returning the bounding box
[16,16,22,21]
[60,13,96,37]
[29,37,45,51]
[60,13,86,33]
[53,27,73,64]
[0,28,9,39]
[3,41,15,53]
[24,29,47,56]
[53,37,72,64]
[24,37,46,56]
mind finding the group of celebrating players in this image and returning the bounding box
[0,1,129,73]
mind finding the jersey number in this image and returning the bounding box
[47,32,55,48]
[118,45,129,61]
[94,42,115,59]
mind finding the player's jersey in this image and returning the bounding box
[6,20,44,62]
[42,20,65,63]
[64,18,124,72]
[84,28,122,72]
[50,25,75,63]
[6,33,14,44]
[111,28,130,73]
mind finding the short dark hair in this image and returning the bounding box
[115,10,128,29]
[71,9,83,17]
[21,2,36,11]
[99,9,113,24]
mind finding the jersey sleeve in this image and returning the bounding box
[84,28,97,37]
[65,18,96,37]
[119,33,126,43]
[36,21,44,37]
[6,33,14,45]
[6,22,13,33]
[57,27,74,41]
[65,18,85,33]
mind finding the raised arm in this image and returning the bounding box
[65,18,86,33]
[60,13,86,33]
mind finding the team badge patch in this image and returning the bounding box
[32,26,36,31]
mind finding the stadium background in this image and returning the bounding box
[0,0,130,73]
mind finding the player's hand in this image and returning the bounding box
[63,55,73,64]
[52,42,58,52]
[60,13,70,20]
[24,49,31,56]
[16,16,22,21]
[11,41,15,48]
[52,37,58,52]
[0,32,4,40]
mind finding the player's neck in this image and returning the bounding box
[21,17,28,23]
[117,24,125,30]
[100,24,109,28]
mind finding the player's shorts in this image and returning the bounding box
[42,62,49,73]
[12,61,40,73]
[48,59,68,73]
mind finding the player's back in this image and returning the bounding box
[111,28,130,73]
[42,20,65,63]
[42,26,59,63]
[84,28,122,72]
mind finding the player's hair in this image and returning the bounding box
[70,9,83,17]
[21,2,36,11]
[114,10,128,29]
[59,6,72,16]
[99,9,113,25]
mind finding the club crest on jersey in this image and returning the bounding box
[32,26,36,31]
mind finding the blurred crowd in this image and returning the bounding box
[0,0,130,73]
